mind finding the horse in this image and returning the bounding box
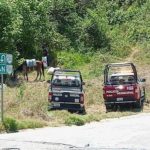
[14,59,45,81]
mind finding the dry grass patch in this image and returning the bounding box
[1,56,150,131]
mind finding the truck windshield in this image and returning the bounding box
[52,75,81,88]
[109,75,135,85]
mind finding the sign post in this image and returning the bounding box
[0,53,13,123]
[1,74,3,122]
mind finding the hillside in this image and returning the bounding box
[0,0,150,132]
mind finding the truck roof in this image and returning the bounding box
[106,62,135,67]
[110,72,134,77]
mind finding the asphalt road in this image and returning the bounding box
[0,113,150,150]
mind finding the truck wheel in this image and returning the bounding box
[135,100,143,109]
[79,107,86,114]
[135,91,144,109]
[105,104,113,112]
[142,88,146,103]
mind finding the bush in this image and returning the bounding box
[3,117,18,132]
[57,51,90,69]
[0,123,5,133]
[65,115,85,126]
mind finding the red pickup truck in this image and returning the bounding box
[103,63,146,111]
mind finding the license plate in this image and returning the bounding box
[75,99,79,103]
[53,103,60,107]
[117,98,123,101]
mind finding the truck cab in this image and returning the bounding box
[103,62,146,111]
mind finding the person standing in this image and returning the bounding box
[42,48,50,67]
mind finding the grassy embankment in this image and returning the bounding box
[1,46,150,132]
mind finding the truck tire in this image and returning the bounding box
[135,99,143,109]
[79,107,86,114]
[105,104,114,112]
[142,88,146,103]
[135,90,144,109]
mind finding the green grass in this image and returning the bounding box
[3,117,18,132]
[0,117,47,133]
[135,43,150,65]
[57,51,91,70]
[64,111,137,126]
[17,119,47,130]
[65,115,85,126]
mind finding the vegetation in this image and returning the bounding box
[0,0,150,66]
[3,117,18,132]
[65,115,85,126]
[1,56,150,132]
[0,0,150,132]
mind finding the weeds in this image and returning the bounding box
[65,115,85,126]
[17,119,47,130]
[3,117,18,132]
[57,51,90,69]
[0,123,5,133]
[1,117,47,133]
[17,83,26,100]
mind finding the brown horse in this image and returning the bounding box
[14,60,45,81]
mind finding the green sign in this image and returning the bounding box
[0,53,13,75]
[0,53,13,123]
[0,64,13,74]
[0,53,13,64]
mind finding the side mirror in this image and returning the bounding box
[141,78,146,82]
[82,82,85,85]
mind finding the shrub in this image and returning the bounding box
[3,117,18,132]
[17,83,26,100]
[57,51,90,69]
[65,115,85,126]
[0,123,5,133]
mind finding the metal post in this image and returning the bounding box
[1,74,3,123]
